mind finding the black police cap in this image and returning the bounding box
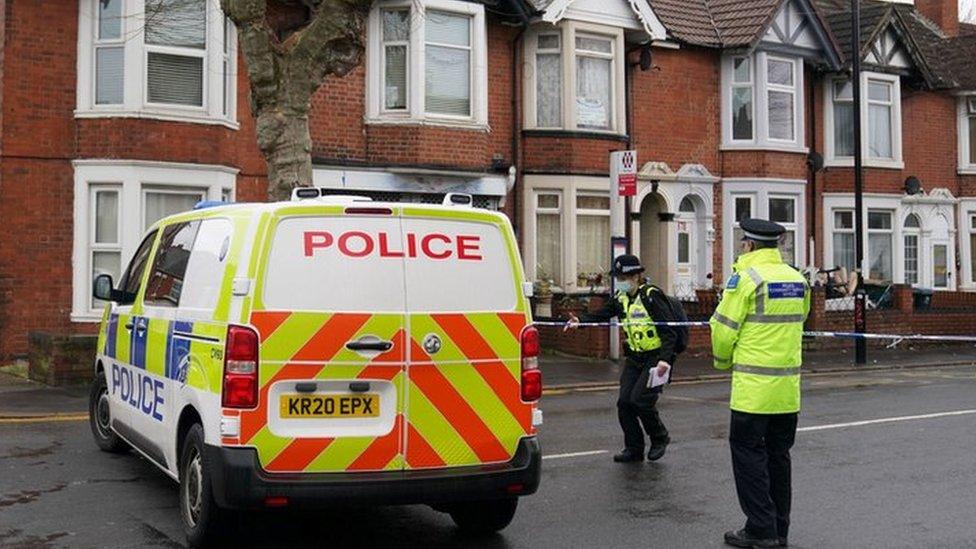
[612,254,645,276]
[740,218,786,242]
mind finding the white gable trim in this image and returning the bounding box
[541,0,667,40]
[866,27,913,70]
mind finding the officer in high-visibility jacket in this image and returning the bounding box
[710,219,810,549]
[565,255,676,463]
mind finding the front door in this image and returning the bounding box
[674,217,697,299]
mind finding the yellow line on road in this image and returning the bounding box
[0,414,89,424]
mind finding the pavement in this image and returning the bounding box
[2,365,976,547]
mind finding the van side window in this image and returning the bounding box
[144,221,200,307]
[117,229,158,305]
[179,219,234,312]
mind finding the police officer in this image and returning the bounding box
[565,255,676,463]
[710,219,810,548]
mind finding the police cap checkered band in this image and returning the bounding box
[613,255,644,275]
[740,218,785,242]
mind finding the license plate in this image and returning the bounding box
[279,394,380,419]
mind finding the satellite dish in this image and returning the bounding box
[905,176,923,195]
[807,151,824,173]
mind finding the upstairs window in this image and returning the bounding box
[958,97,976,173]
[825,72,902,168]
[722,53,804,150]
[367,0,488,127]
[77,0,237,126]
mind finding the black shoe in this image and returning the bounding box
[724,529,780,548]
[612,448,644,462]
[778,538,788,547]
[647,439,669,461]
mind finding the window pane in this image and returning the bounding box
[145,191,204,229]
[145,221,200,307]
[536,212,562,285]
[96,47,125,105]
[121,231,158,296]
[769,198,795,223]
[577,215,610,279]
[934,244,948,287]
[576,56,611,129]
[735,197,752,222]
[92,251,122,308]
[679,197,695,212]
[732,87,753,140]
[538,34,560,49]
[904,214,920,228]
[833,80,852,101]
[969,116,976,165]
[768,90,794,140]
[99,0,122,40]
[677,232,690,263]
[970,234,976,284]
[868,104,892,158]
[179,218,233,311]
[575,36,612,54]
[835,210,853,229]
[868,211,891,230]
[426,11,469,47]
[781,231,796,266]
[537,52,562,127]
[147,52,204,106]
[425,45,470,115]
[767,59,793,86]
[834,102,855,156]
[868,81,890,102]
[385,45,407,109]
[904,234,918,285]
[537,194,559,209]
[145,0,206,49]
[833,233,855,270]
[577,195,610,210]
[868,233,893,281]
[383,9,410,41]
[95,191,119,244]
[733,58,750,83]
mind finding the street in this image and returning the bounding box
[2,365,975,549]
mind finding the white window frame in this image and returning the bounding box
[722,179,807,277]
[574,192,612,289]
[866,209,895,282]
[831,208,856,272]
[768,195,799,265]
[72,160,238,321]
[720,52,805,152]
[365,0,488,128]
[961,205,976,290]
[903,214,921,287]
[824,71,903,169]
[76,0,238,128]
[522,22,627,134]
[533,191,564,285]
[956,95,976,174]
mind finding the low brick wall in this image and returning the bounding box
[28,332,97,385]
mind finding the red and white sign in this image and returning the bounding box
[610,150,638,197]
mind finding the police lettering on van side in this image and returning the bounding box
[111,363,164,421]
[302,231,484,261]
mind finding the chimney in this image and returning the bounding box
[915,0,960,37]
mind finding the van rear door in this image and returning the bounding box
[400,209,534,470]
[243,208,407,474]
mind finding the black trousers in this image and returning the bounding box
[729,410,799,540]
[617,357,670,451]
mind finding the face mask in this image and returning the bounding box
[616,280,634,293]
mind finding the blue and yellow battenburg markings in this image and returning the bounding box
[166,320,194,381]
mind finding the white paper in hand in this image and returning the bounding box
[649,367,671,389]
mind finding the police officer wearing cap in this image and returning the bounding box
[565,255,676,463]
[710,219,810,548]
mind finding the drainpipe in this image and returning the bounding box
[808,67,819,268]
[510,4,530,245]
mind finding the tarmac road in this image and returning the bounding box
[1,365,975,548]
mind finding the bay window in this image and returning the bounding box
[535,192,563,285]
[366,0,488,126]
[523,24,626,133]
[825,72,902,168]
[575,194,610,283]
[971,214,976,285]
[722,53,804,150]
[731,195,754,263]
[769,196,797,265]
[77,0,237,125]
[723,180,805,276]
[832,210,856,271]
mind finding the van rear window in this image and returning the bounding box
[262,215,518,313]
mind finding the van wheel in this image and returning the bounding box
[88,371,127,453]
[448,498,518,535]
[180,424,227,548]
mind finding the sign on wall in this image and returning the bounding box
[610,150,637,197]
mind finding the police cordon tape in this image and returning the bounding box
[532,320,976,343]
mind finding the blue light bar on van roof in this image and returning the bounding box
[194,200,228,210]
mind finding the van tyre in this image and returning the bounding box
[180,424,228,548]
[448,498,518,535]
[89,371,128,453]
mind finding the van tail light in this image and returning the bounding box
[520,326,542,402]
[223,325,259,409]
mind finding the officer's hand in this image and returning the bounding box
[563,314,580,332]
[655,361,671,377]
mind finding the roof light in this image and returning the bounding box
[193,200,228,210]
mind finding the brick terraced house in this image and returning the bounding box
[1,0,975,376]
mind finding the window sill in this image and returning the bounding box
[824,158,905,170]
[522,129,629,142]
[75,109,240,130]
[958,166,976,175]
[70,312,103,323]
[720,143,809,154]
[364,116,490,132]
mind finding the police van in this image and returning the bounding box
[89,191,542,547]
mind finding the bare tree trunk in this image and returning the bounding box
[222,0,372,200]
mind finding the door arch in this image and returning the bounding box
[639,192,670,291]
